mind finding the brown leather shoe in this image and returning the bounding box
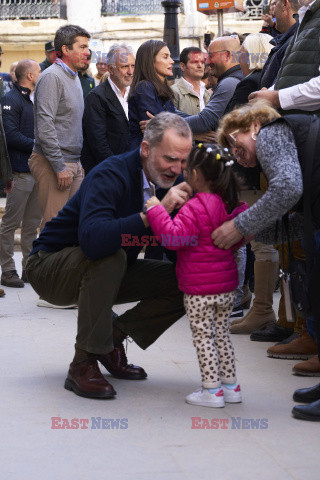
[64,358,116,399]
[267,332,318,360]
[293,355,320,376]
[97,343,147,380]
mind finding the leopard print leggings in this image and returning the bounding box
[184,292,237,389]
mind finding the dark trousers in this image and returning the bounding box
[26,247,185,355]
[308,198,320,362]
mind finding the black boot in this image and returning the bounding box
[292,399,320,421]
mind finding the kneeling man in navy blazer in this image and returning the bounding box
[26,112,193,399]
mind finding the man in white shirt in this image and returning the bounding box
[81,43,135,175]
[249,0,320,112]
[171,47,211,115]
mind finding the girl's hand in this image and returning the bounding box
[145,196,160,211]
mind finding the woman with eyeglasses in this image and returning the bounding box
[212,100,320,422]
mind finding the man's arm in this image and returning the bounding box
[182,77,241,133]
[1,96,34,153]
[78,166,147,260]
[278,74,320,111]
[249,73,320,111]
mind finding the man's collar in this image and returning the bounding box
[14,82,32,99]
[218,64,242,83]
[297,0,317,23]
[55,58,78,77]
[181,77,205,92]
[108,76,130,97]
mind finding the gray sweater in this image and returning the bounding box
[182,67,243,133]
[234,122,305,244]
[33,63,84,173]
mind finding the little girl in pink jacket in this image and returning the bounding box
[146,144,248,408]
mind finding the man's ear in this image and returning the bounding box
[141,140,150,159]
[61,44,70,58]
[225,50,232,63]
[180,62,186,73]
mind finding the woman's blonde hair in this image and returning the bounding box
[242,33,273,71]
[217,100,281,148]
[100,71,110,83]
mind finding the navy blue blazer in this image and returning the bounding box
[128,80,175,150]
[32,147,182,265]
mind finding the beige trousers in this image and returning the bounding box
[28,151,83,231]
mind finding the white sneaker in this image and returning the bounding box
[222,383,242,403]
[185,387,225,408]
[37,299,78,309]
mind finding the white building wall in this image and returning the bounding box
[0,0,261,72]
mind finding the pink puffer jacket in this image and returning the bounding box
[146,193,248,295]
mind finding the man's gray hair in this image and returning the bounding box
[107,43,134,66]
[143,112,192,148]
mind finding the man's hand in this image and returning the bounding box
[56,169,72,191]
[249,88,280,108]
[161,182,193,214]
[140,212,149,228]
[145,196,160,211]
[261,13,275,27]
[211,219,243,249]
[4,180,14,194]
[193,131,217,143]
[139,111,155,134]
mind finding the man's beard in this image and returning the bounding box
[147,153,177,189]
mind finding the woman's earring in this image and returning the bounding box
[251,132,257,141]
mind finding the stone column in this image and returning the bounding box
[66,0,102,34]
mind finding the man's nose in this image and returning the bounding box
[171,164,182,175]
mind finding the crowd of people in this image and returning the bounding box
[0,0,320,422]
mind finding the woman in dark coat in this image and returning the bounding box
[227,33,273,113]
[128,40,175,150]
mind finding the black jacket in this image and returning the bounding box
[0,83,34,172]
[259,23,297,89]
[226,70,262,113]
[0,106,12,183]
[81,80,129,175]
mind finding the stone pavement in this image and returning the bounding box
[0,252,319,480]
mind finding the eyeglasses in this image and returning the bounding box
[228,129,240,147]
[210,50,228,55]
